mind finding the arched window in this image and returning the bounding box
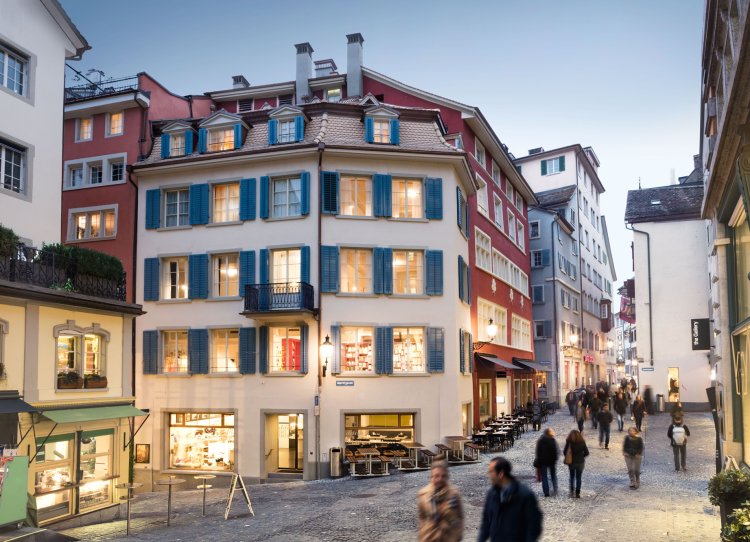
[53,320,109,390]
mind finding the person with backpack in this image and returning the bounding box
[631,395,646,432]
[614,391,628,431]
[667,414,691,471]
[562,429,589,498]
[622,427,644,489]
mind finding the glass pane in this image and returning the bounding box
[57,335,76,373]
[270,327,301,372]
[89,212,100,238]
[104,211,115,237]
[169,425,234,470]
[212,329,239,372]
[163,331,188,373]
[83,334,102,375]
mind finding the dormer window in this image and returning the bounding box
[160,121,196,159]
[194,112,246,154]
[268,106,306,145]
[364,106,400,145]
[325,88,342,103]
[170,133,185,156]
[207,127,234,152]
[373,119,390,143]
[279,119,296,143]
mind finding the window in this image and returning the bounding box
[212,254,239,297]
[392,327,425,372]
[278,94,293,106]
[65,154,127,189]
[583,198,589,214]
[55,326,109,389]
[76,118,93,142]
[0,44,27,95]
[532,285,544,303]
[393,250,424,294]
[70,208,116,240]
[340,175,372,216]
[211,329,239,372]
[345,413,414,443]
[110,161,124,183]
[475,139,486,167]
[341,327,374,373]
[529,221,540,239]
[168,412,235,471]
[491,161,501,186]
[543,156,564,175]
[279,119,295,143]
[568,208,576,227]
[271,248,301,283]
[270,326,301,372]
[505,180,514,201]
[392,178,423,219]
[534,321,546,339]
[492,249,529,296]
[162,257,188,299]
[1,140,25,194]
[477,178,488,215]
[507,212,517,243]
[325,88,341,103]
[163,330,189,373]
[493,195,504,231]
[517,222,525,251]
[373,118,390,143]
[475,228,492,272]
[106,112,123,136]
[531,250,543,267]
[78,430,114,510]
[457,190,469,237]
[207,128,234,152]
[272,176,302,218]
[478,299,507,343]
[89,164,102,184]
[213,182,240,223]
[515,191,523,212]
[165,189,189,227]
[169,133,185,157]
[340,248,373,293]
[511,315,531,351]
[69,166,83,187]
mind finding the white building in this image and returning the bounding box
[624,180,710,407]
[0,0,89,245]
[132,98,476,483]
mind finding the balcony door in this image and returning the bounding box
[270,249,301,308]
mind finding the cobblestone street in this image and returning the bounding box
[58,411,720,542]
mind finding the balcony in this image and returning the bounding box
[64,75,140,103]
[242,282,315,321]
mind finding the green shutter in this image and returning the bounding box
[541,160,548,175]
[559,156,565,171]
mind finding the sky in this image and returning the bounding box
[61,0,704,282]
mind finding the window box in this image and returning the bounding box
[83,373,108,389]
[57,371,83,390]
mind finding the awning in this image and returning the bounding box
[42,405,147,424]
[0,394,37,414]
[476,354,518,371]
[514,359,552,372]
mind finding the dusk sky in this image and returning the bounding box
[61,0,704,281]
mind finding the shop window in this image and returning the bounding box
[272,176,302,218]
[340,326,374,373]
[164,189,189,227]
[162,256,188,299]
[391,178,423,219]
[270,326,301,372]
[392,327,425,372]
[340,248,373,294]
[162,330,188,373]
[340,175,372,216]
[54,322,109,390]
[33,434,74,523]
[168,412,235,471]
[213,182,240,223]
[393,250,423,295]
[272,248,301,283]
[211,329,239,373]
[344,413,414,443]
[212,253,239,297]
[79,430,113,511]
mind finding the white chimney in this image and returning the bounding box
[346,33,364,98]
[295,42,313,104]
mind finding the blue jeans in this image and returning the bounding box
[598,424,610,447]
[616,413,624,431]
[541,465,558,496]
[568,463,584,493]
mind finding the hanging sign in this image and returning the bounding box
[691,318,710,351]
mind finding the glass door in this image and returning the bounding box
[77,429,114,512]
[33,435,74,523]
[278,414,304,472]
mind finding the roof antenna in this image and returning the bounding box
[638,177,641,190]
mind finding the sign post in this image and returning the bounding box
[224,473,254,520]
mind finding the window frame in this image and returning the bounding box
[474,139,486,168]
[543,157,562,176]
[162,256,189,300]
[391,178,424,220]
[476,176,488,216]
[0,139,26,195]
[477,298,508,344]
[211,253,239,298]
[206,127,234,152]
[392,327,426,373]
[68,205,117,241]
[211,328,240,373]
[164,188,190,228]
[271,175,302,218]
[269,325,303,373]
[53,322,110,389]
[529,221,540,239]
[491,161,501,186]
[475,227,492,273]
[162,329,189,374]
[340,326,374,374]
[339,247,373,294]
[0,42,29,98]
[271,248,301,284]
[373,118,390,144]
[105,111,124,137]
[325,88,342,103]
[75,117,93,143]
[511,314,531,351]
[63,153,128,190]
[339,174,373,217]
[212,181,240,224]
[392,249,425,295]
[278,119,296,144]
[493,194,504,232]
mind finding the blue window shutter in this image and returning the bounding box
[267,119,278,145]
[143,330,159,374]
[373,174,392,217]
[543,320,553,338]
[188,329,209,374]
[541,249,551,266]
[541,160,548,175]
[375,327,393,374]
[294,116,304,142]
[145,189,161,229]
[234,123,243,149]
[374,248,384,294]
[389,118,400,145]
[456,187,463,230]
[425,250,443,296]
[425,177,443,220]
[300,324,309,373]
[189,254,209,299]
[365,117,374,143]
[160,134,170,159]
[559,156,565,171]
[260,176,269,219]
[330,326,340,374]
[301,171,310,215]
[259,326,269,373]
[427,327,445,373]
[458,255,465,302]
[301,246,310,284]
[189,184,209,225]
[382,247,393,295]
[198,128,207,153]
[259,249,269,284]
[239,178,257,221]
[465,260,471,305]
[321,171,339,214]
[184,130,194,155]
[459,329,465,373]
[239,327,256,374]
[320,246,339,293]
[468,333,474,371]
[143,258,160,301]
[239,250,255,293]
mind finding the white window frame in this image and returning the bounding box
[476,176,488,216]
[474,139,486,168]
[271,248,301,284]
[212,182,240,223]
[339,247,373,294]
[211,328,239,373]
[164,188,190,228]
[64,153,128,190]
[530,221,540,239]
[212,253,239,297]
[339,175,373,217]
[110,160,124,183]
[278,119,295,143]
[68,205,117,241]
[373,118,390,144]
[491,248,529,297]
[0,139,26,195]
[531,250,543,268]
[507,212,517,243]
[269,326,303,373]
[475,227,492,272]
[75,117,93,143]
[162,330,189,373]
[162,256,189,300]
[325,88,342,103]
[493,194,504,232]
[207,127,234,152]
[391,178,423,219]
[491,161,501,186]
[543,157,562,175]
[272,176,302,218]
[0,43,29,97]
[517,222,525,252]
[392,327,426,373]
[105,111,124,137]
[340,326,374,373]
[169,133,186,157]
[478,298,508,344]
[392,249,424,295]
[89,162,103,185]
[511,315,531,351]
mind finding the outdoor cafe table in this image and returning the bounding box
[403,442,425,468]
[357,447,380,474]
[155,476,186,526]
[194,474,216,516]
[115,482,142,536]
[444,436,472,461]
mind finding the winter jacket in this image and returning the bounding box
[596,410,613,427]
[563,439,589,465]
[589,397,602,414]
[575,404,586,422]
[417,482,464,542]
[614,396,628,415]
[535,435,559,467]
[478,479,543,542]
[623,435,644,457]
[667,423,691,447]
[632,400,646,419]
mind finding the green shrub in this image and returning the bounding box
[40,243,124,282]
[723,500,750,541]
[710,469,750,506]
[0,224,18,257]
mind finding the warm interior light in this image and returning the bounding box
[607,340,614,349]
[227,267,238,278]
[486,319,498,341]
[570,334,579,345]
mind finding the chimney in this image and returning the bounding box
[528,147,544,155]
[232,75,249,89]
[295,42,314,104]
[346,33,364,98]
[314,59,338,78]
[693,154,701,171]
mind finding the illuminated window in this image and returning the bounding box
[373,118,390,143]
[340,175,372,216]
[169,133,185,156]
[392,178,423,219]
[76,117,93,142]
[270,326,301,372]
[168,412,235,471]
[106,111,123,136]
[271,248,301,284]
[213,182,240,223]
[162,330,188,373]
[207,127,234,152]
[393,250,423,295]
[212,253,239,297]
[340,248,372,293]
[162,257,188,299]
[340,327,374,373]
[211,329,239,373]
[392,327,425,372]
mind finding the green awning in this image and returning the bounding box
[42,405,147,424]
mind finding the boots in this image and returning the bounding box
[575,490,580,498]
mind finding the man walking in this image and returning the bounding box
[534,428,559,497]
[589,393,602,430]
[614,391,628,431]
[417,461,464,541]
[667,414,691,472]
[478,457,543,541]
[566,390,577,416]
[622,427,644,489]
[596,404,613,449]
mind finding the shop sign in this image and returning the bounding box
[336,380,355,387]
[584,355,594,363]
[691,318,710,351]
[641,367,655,372]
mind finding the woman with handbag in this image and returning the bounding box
[562,429,589,498]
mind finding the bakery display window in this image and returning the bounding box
[168,412,235,471]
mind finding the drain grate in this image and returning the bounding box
[351,493,377,498]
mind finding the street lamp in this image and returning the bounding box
[473,319,498,351]
[562,334,579,352]
[320,335,334,377]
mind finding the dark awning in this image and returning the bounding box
[0,392,37,414]
[514,359,552,372]
[476,354,518,371]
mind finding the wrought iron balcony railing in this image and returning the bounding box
[243,282,314,313]
[64,75,140,103]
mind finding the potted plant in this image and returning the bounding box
[84,372,107,389]
[723,501,750,541]
[710,469,750,527]
[57,371,82,390]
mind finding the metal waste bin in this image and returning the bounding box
[329,447,342,478]
[656,394,665,413]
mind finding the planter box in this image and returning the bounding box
[57,379,82,390]
[84,377,107,389]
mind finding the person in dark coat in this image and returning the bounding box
[623,427,644,489]
[667,414,691,471]
[588,394,602,430]
[643,386,654,415]
[566,390,577,416]
[532,400,542,431]
[534,428,559,497]
[478,457,543,542]
[614,391,628,431]
[632,395,646,432]
[596,404,613,449]
[562,429,589,498]
[574,399,586,432]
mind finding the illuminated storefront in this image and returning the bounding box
[168,412,235,471]
[344,413,415,444]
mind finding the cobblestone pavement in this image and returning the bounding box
[58,411,720,541]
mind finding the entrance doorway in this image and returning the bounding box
[277,414,304,472]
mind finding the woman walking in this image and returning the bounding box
[632,395,646,432]
[575,399,586,432]
[562,429,589,498]
[622,427,644,489]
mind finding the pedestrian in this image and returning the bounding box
[667,414,691,472]
[417,461,464,542]
[622,427,644,489]
[670,401,684,423]
[532,400,542,431]
[562,429,589,498]
[643,386,654,415]
[478,457,543,542]
[534,428,559,497]
[596,404,613,449]
[589,393,602,430]
[614,391,628,431]
[575,399,585,432]
[632,395,646,432]
[566,390,577,416]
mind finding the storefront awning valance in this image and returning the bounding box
[0,397,37,414]
[41,405,147,424]
[476,354,518,371]
[514,359,551,372]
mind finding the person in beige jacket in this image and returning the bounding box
[417,461,464,541]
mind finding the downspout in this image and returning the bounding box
[626,223,654,367]
[574,153,585,384]
[127,165,138,398]
[315,142,324,480]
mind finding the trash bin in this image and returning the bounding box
[656,394,665,413]
[329,447,342,478]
